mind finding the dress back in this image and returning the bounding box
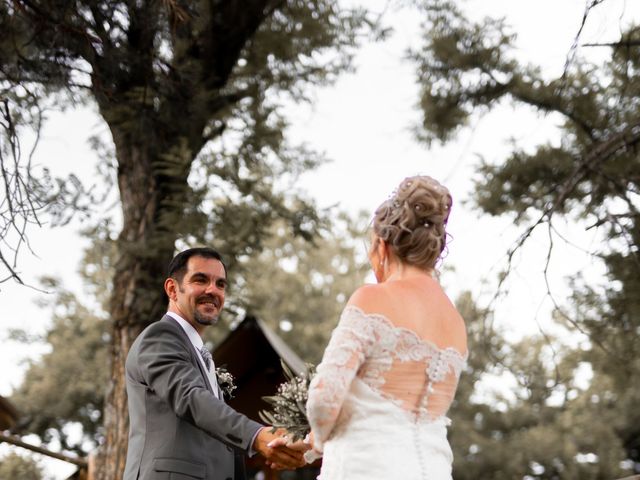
[307,305,467,449]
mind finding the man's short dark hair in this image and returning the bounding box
[167,247,227,283]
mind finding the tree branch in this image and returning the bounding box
[0,97,47,284]
[582,40,640,48]
[511,88,596,142]
[488,122,640,357]
[0,433,88,468]
[562,0,607,79]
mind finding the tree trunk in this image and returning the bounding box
[89,4,277,476]
[94,126,190,479]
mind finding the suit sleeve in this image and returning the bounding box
[131,321,263,452]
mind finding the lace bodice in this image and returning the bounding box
[306,305,467,453]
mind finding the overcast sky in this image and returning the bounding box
[1,0,638,476]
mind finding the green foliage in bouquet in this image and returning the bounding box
[259,360,317,441]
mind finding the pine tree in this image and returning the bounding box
[1,2,370,476]
[412,1,640,474]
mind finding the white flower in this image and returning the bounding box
[215,367,237,399]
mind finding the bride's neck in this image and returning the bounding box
[384,259,433,282]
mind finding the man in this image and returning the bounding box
[124,247,305,480]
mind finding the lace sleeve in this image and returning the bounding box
[306,306,375,453]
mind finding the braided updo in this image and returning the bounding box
[373,175,452,271]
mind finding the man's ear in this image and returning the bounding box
[164,277,178,301]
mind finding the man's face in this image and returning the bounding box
[166,256,227,332]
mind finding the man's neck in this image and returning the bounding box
[167,308,205,337]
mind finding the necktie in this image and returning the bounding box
[199,345,220,398]
[199,345,213,372]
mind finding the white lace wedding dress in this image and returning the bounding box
[306,306,467,480]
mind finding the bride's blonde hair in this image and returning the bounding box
[373,175,452,270]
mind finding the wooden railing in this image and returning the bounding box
[0,433,90,479]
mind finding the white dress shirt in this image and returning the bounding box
[166,311,220,398]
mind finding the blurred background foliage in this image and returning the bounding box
[1,0,639,478]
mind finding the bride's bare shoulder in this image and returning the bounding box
[346,283,390,313]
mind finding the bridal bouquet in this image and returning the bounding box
[259,360,317,441]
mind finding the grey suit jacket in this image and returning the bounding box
[123,315,263,480]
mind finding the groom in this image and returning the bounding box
[123,247,305,480]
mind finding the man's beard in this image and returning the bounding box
[194,309,219,326]
[192,293,221,326]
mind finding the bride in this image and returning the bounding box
[305,175,468,479]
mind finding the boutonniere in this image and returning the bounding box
[215,367,237,400]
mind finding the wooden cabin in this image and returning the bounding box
[213,315,320,480]
[0,395,19,431]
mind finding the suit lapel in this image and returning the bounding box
[161,315,217,396]
[216,378,224,401]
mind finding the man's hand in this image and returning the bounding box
[253,427,306,470]
[264,433,311,453]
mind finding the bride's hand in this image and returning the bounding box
[285,438,311,452]
[266,433,310,452]
[266,436,288,449]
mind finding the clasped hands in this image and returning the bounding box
[253,427,312,470]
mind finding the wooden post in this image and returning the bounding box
[86,451,96,480]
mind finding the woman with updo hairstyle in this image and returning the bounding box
[371,175,452,278]
[304,175,468,480]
